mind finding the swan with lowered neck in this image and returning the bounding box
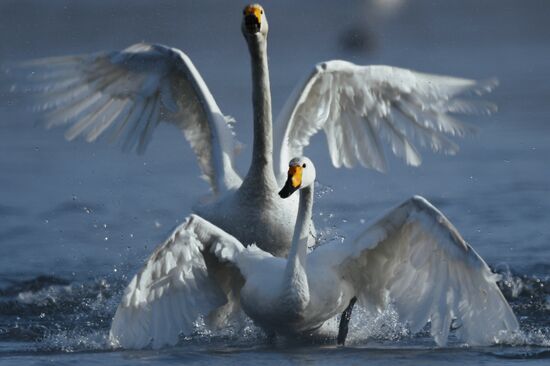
[12,3,498,258]
[109,157,518,349]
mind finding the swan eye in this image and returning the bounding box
[302,163,306,168]
[260,10,263,14]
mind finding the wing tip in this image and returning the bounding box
[468,77,499,96]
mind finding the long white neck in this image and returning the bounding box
[241,34,277,193]
[282,184,313,310]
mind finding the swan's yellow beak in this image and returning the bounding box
[288,165,303,188]
[279,165,302,199]
[243,4,263,33]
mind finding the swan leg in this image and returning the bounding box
[337,296,357,345]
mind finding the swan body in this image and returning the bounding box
[109,157,518,349]
[10,4,497,257]
[238,250,354,335]
[194,179,301,257]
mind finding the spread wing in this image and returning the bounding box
[310,196,518,346]
[9,43,242,193]
[109,214,245,349]
[276,60,497,177]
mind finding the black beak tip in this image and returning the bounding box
[279,182,297,199]
[244,14,261,33]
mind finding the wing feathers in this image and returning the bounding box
[11,43,241,193]
[109,214,245,349]
[318,195,518,346]
[276,61,496,176]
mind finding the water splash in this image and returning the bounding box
[314,181,334,200]
[0,275,122,352]
[0,267,549,354]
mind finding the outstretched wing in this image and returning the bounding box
[275,61,497,176]
[109,214,245,349]
[310,196,518,346]
[9,43,242,193]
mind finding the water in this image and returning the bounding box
[1,0,549,364]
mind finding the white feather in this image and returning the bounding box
[109,194,518,349]
[13,43,242,194]
[109,214,245,349]
[311,195,518,346]
[275,61,497,176]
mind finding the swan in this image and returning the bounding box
[109,157,518,349]
[9,4,497,257]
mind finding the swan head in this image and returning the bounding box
[241,4,268,38]
[279,157,316,199]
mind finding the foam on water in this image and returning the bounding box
[0,268,548,356]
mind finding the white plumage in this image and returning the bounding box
[9,4,496,257]
[109,214,244,349]
[14,43,242,194]
[109,158,518,349]
[317,195,518,346]
[275,61,496,175]
[13,49,496,183]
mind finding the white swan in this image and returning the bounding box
[10,4,497,256]
[109,157,518,349]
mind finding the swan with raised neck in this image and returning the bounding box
[240,3,277,194]
[195,4,305,257]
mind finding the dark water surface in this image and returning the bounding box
[1,0,549,364]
